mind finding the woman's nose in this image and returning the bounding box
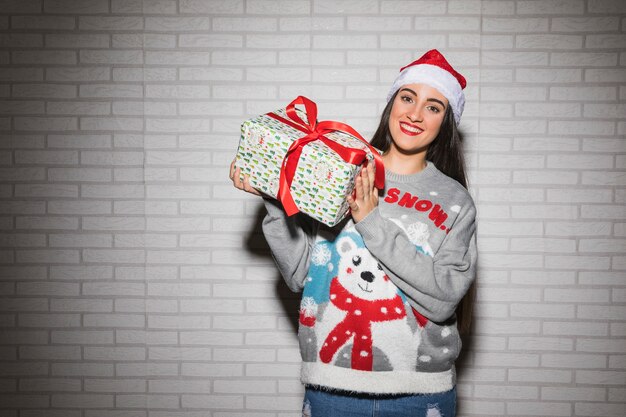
[407,107,422,122]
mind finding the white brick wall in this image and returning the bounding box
[0,0,624,416]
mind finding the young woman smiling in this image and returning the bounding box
[230,49,477,417]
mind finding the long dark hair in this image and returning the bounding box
[370,90,476,335]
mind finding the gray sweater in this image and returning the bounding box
[262,162,477,394]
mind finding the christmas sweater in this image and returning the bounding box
[261,162,477,395]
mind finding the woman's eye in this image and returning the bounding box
[401,95,413,103]
[427,106,440,113]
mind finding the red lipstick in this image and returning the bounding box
[399,122,423,136]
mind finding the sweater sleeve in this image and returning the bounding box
[354,202,477,323]
[261,197,318,292]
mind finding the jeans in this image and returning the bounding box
[302,386,456,417]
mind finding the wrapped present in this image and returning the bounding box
[235,96,384,227]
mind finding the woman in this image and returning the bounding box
[230,49,477,417]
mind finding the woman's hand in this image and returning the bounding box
[347,164,378,223]
[229,159,262,196]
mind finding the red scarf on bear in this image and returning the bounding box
[319,277,407,371]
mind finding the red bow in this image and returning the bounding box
[267,96,385,217]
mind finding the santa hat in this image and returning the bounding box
[387,49,466,124]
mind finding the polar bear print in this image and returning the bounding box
[313,235,420,372]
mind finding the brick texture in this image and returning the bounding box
[0,0,625,416]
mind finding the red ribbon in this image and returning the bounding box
[267,96,385,217]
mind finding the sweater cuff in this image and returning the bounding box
[262,197,284,218]
[354,207,385,241]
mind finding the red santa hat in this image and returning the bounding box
[387,49,466,125]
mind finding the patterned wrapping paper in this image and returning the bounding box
[235,103,382,227]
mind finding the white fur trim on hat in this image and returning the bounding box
[387,64,465,125]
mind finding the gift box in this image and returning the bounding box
[235,96,384,227]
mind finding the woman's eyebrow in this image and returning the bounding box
[427,98,446,108]
[400,88,447,109]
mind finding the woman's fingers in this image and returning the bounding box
[347,195,359,213]
[355,172,364,200]
[361,166,371,197]
[349,167,377,222]
[230,160,261,196]
[228,159,238,185]
[367,162,376,189]
[362,165,379,211]
[232,166,243,189]
[243,174,261,195]
[242,174,253,192]
[354,166,378,204]
[229,159,236,180]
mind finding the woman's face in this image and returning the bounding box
[388,83,448,155]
